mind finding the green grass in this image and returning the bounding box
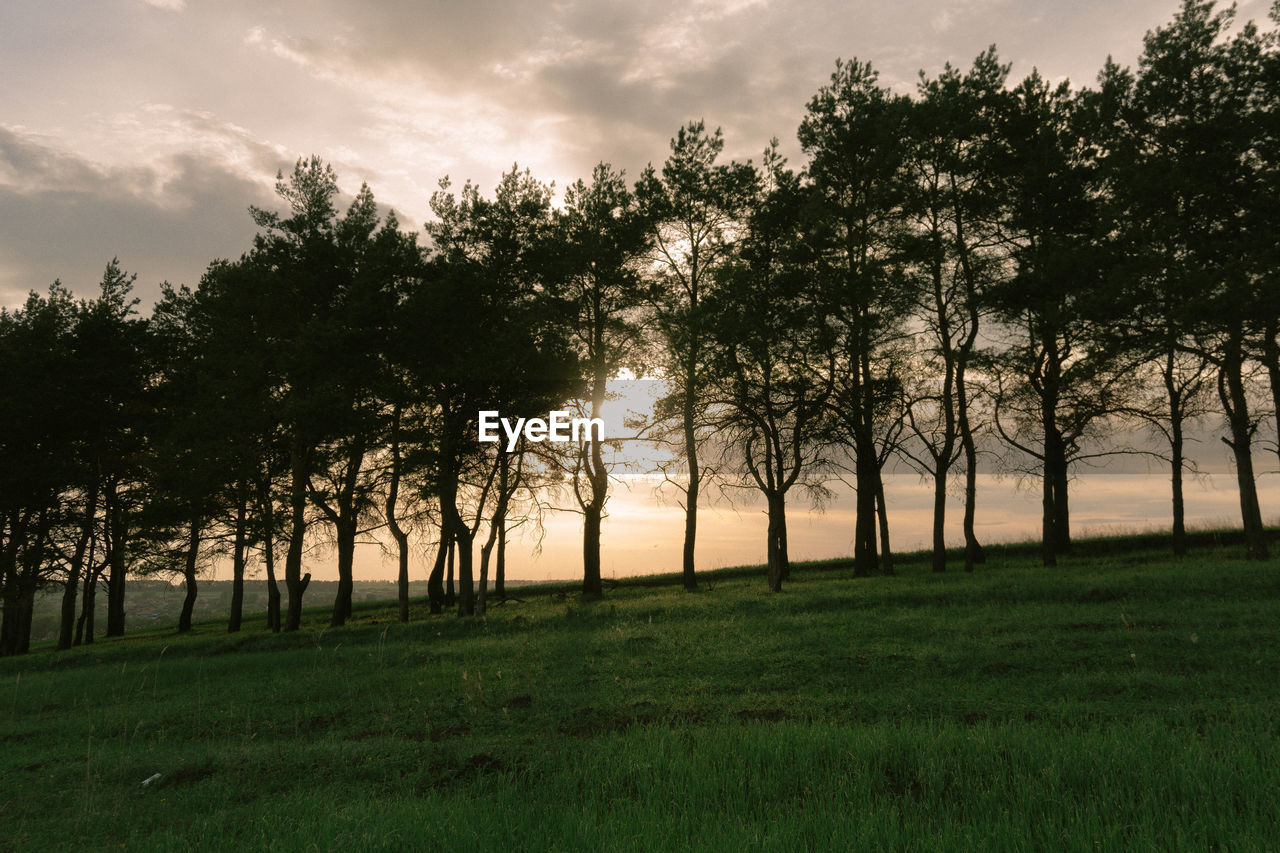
[3,537,1279,851]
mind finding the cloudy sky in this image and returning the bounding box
[4,0,1272,579]
[6,0,1267,308]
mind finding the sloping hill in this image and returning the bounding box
[3,537,1278,850]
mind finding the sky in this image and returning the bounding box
[5,0,1273,308]
[5,0,1278,581]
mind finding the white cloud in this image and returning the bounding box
[0,0,1213,304]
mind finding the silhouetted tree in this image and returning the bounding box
[77,264,151,639]
[1089,55,1216,557]
[1112,0,1276,558]
[800,59,913,577]
[552,163,652,597]
[986,72,1132,567]
[304,198,419,627]
[148,282,228,633]
[899,49,1010,572]
[0,284,77,655]
[637,122,755,590]
[707,144,836,590]
[422,167,575,615]
[246,157,364,630]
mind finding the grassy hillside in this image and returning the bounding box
[3,537,1278,851]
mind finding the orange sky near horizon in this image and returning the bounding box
[205,375,1280,584]
[208,469,1280,585]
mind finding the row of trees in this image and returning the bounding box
[1,1,1276,654]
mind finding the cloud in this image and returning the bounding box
[0,0,1198,307]
[220,0,1174,187]
[0,125,279,307]
[228,0,843,181]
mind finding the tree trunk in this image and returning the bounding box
[264,543,281,633]
[58,573,80,652]
[0,596,16,657]
[390,525,410,624]
[228,493,248,633]
[0,526,21,656]
[477,541,491,617]
[1163,350,1188,557]
[284,437,309,632]
[1220,344,1269,559]
[953,213,984,573]
[178,517,201,633]
[1040,464,1057,568]
[105,486,127,638]
[58,485,99,650]
[386,404,411,624]
[495,515,507,599]
[1265,324,1280,486]
[958,393,984,573]
[681,388,700,591]
[853,431,879,578]
[445,538,456,608]
[479,451,512,616]
[1051,452,1071,554]
[582,503,603,598]
[927,242,957,575]
[875,471,894,576]
[1043,396,1071,557]
[325,440,366,627]
[0,596,17,657]
[258,478,281,633]
[1170,427,1187,557]
[450,514,475,617]
[1039,333,1063,567]
[931,464,947,574]
[330,519,356,627]
[778,496,790,580]
[2,540,39,655]
[427,533,448,615]
[582,367,608,597]
[435,445,471,615]
[76,563,100,646]
[766,491,787,592]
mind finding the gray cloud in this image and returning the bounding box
[0,126,279,306]
[0,0,1211,308]
[219,0,1186,178]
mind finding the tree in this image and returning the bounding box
[899,49,1010,572]
[147,282,227,633]
[421,167,575,615]
[304,199,419,627]
[177,255,292,632]
[245,157,369,629]
[799,59,913,577]
[1092,54,1216,557]
[381,241,438,623]
[49,288,111,651]
[0,284,78,655]
[637,121,755,590]
[707,145,836,590]
[987,72,1132,567]
[552,163,652,597]
[74,263,151,640]
[1,262,149,655]
[1115,0,1276,559]
[1256,5,1280,481]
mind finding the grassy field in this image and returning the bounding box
[3,535,1279,851]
